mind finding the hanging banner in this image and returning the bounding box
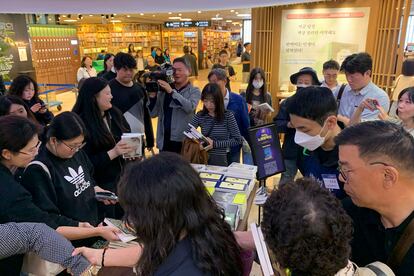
[279,7,370,87]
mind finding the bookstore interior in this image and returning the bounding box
[1,0,414,275]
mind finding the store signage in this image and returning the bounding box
[164,21,211,28]
[248,123,285,180]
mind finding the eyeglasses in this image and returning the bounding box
[19,141,41,156]
[338,161,391,182]
[61,141,86,152]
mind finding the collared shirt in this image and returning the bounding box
[342,198,414,275]
[334,82,390,120]
[321,80,341,94]
[224,89,230,109]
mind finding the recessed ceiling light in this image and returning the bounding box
[140,13,144,16]
[48,18,52,21]
[168,16,181,20]
[180,18,192,21]
[237,14,251,17]
[152,15,156,17]
[211,17,223,20]
[197,11,202,14]
[235,12,239,14]
[63,19,77,22]
[89,14,93,17]
[127,15,131,17]
[230,10,235,12]
[62,15,67,17]
[178,13,182,16]
[168,12,172,14]
[226,20,232,23]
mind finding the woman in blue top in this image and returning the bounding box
[164,48,171,64]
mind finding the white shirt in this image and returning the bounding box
[224,89,230,109]
[321,80,341,94]
[77,67,97,82]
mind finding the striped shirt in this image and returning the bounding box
[188,111,242,156]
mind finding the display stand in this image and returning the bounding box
[248,123,286,223]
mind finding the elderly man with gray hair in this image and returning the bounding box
[208,68,250,164]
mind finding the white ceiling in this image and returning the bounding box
[0,0,320,14]
[60,9,252,25]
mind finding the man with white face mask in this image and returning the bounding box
[274,67,321,187]
[286,86,346,198]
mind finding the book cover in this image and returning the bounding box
[121,133,144,159]
[104,218,137,243]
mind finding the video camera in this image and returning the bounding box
[143,63,174,93]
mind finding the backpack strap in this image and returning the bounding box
[25,161,51,180]
[336,83,347,109]
[387,217,414,270]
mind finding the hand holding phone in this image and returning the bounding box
[364,98,379,111]
[95,191,118,202]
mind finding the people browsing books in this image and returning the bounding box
[72,77,135,219]
[73,153,243,275]
[0,116,120,274]
[187,83,242,166]
[21,112,118,242]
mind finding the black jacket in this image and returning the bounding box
[273,98,302,160]
[82,108,130,192]
[0,163,77,275]
[24,98,54,126]
[21,146,100,226]
[109,79,154,148]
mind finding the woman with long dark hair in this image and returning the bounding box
[73,152,243,275]
[97,53,115,80]
[8,75,54,125]
[0,95,38,123]
[72,77,134,218]
[187,83,242,166]
[241,67,272,127]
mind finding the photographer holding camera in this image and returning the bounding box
[147,57,201,153]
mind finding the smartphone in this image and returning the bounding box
[95,191,118,201]
[366,99,379,110]
[145,81,159,93]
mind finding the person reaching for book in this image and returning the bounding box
[73,153,243,275]
[21,112,118,246]
[0,116,120,274]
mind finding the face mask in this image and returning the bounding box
[252,80,264,89]
[294,123,327,151]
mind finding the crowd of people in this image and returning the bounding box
[0,42,414,276]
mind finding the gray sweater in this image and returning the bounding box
[148,83,201,150]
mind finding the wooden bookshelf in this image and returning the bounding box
[162,28,198,59]
[77,23,162,58]
[202,29,231,60]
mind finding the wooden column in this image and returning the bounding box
[372,0,412,94]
